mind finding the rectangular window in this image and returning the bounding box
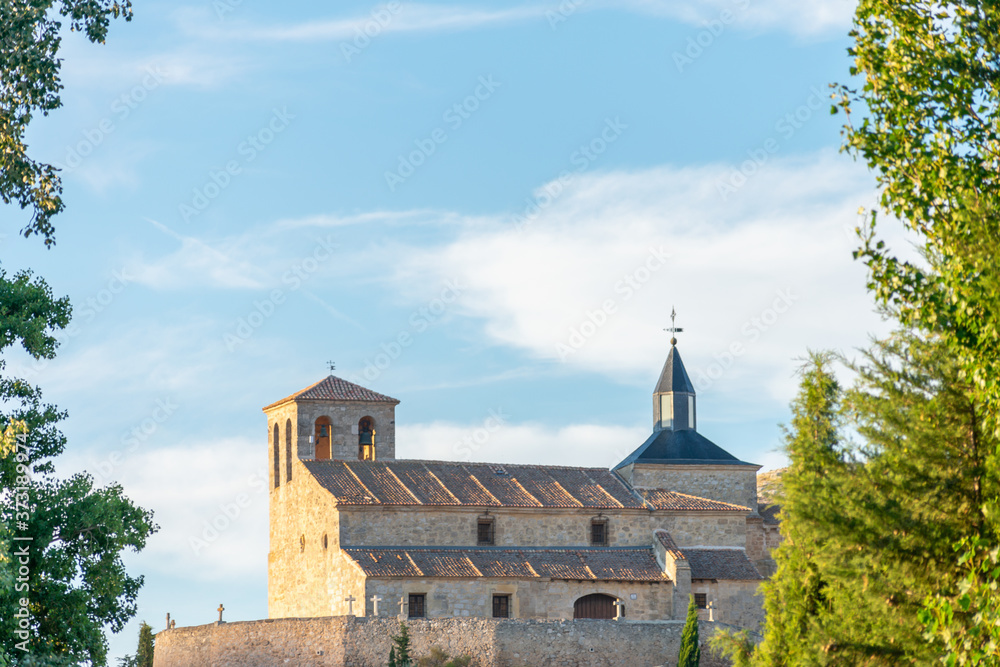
[660,394,673,427]
[591,521,607,546]
[477,519,495,545]
[408,594,426,619]
[694,593,707,609]
[688,395,695,429]
[492,594,510,618]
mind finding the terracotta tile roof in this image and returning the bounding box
[343,546,670,582]
[263,375,399,410]
[653,530,685,560]
[638,489,750,512]
[684,548,763,581]
[304,460,648,509]
[758,503,782,525]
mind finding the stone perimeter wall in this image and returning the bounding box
[153,616,740,667]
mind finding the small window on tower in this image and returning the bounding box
[591,518,608,546]
[477,517,495,545]
[694,593,707,609]
[688,395,695,429]
[660,394,673,427]
[314,417,332,460]
[358,416,375,461]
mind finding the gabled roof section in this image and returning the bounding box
[614,429,757,469]
[303,459,647,509]
[342,546,670,582]
[639,489,750,512]
[263,375,399,411]
[684,548,764,581]
[655,345,695,395]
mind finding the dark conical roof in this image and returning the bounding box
[654,344,695,394]
[614,429,756,469]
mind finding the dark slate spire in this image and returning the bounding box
[654,345,696,395]
[612,318,755,470]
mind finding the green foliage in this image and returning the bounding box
[837,0,1000,659]
[0,271,157,666]
[136,621,154,667]
[678,594,700,667]
[0,0,133,245]
[389,623,412,667]
[717,335,997,665]
[415,646,472,667]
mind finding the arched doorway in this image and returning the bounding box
[573,593,617,619]
[314,417,332,460]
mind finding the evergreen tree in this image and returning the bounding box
[715,333,997,665]
[678,594,700,667]
[389,623,411,667]
[135,622,154,667]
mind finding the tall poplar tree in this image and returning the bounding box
[836,1,1000,658]
[678,594,701,667]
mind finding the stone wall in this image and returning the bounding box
[264,397,397,465]
[153,616,741,667]
[630,464,760,511]
[691,579,765,632]
[338,506,747,549]
[269,464,344,618]
[363,577,673,621]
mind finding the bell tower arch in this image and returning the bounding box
[262,375,400,479]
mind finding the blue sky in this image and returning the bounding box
[1,0,898,660]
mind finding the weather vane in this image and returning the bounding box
[326,360,336,373]
[664,307,683,346]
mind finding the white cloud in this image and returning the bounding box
[618,0,856,37]
[176,4,549,43]
[376,150,903,406]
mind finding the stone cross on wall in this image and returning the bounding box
[345,596,356,615]
[707,600,716,622]
[217,604,225,623]
[371,595,382,616]
[398,596,408,618]
[613,598,625,621]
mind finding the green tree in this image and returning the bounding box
[115,621,154,667]
[1,0,133,245]
[388,623,412,667]
[678,594,700,667]
[415,646,472,667]
[715,334,996,665]
[837,1,1000,659]
[0,270,157,666]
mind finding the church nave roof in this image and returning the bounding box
[342,546,670,582]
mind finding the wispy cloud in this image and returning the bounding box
[175,4,548,43]
[616,0,856,37]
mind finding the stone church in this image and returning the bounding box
[264,340,780,631]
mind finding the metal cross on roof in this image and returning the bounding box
[326,360,336,373]
[664,307,683,345]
